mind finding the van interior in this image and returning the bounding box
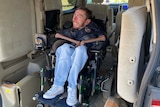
[0,0,154,107]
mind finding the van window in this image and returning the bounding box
[87,0,128,4]
[106,0,128,3]
[62,0,76,11]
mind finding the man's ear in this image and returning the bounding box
[86,19,91,25]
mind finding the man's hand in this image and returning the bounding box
[75,41,81,47]
[75,40,86,47]
[80,40,85,46]
[55,33,63,38]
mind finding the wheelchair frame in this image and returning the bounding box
[33,34,107,107]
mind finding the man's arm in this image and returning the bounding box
[80,35,106,46]
[55,33,80,46]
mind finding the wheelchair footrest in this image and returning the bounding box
[36,92,63,106]
[54,97,72,107]
[35,92,79,107]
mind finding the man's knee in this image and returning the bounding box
[75,46,87,55]
[57,43,69,51]
[75,46,88,61]
[56,43,74,56]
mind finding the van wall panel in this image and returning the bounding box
[0,0,36,62]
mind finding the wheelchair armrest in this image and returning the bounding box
[90,41,106,53]
[51,39,67,54]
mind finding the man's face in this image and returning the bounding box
[72,9,89,29]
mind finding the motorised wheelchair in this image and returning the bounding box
[33,21,108,107]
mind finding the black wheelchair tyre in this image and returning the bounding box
[36,103,44,107]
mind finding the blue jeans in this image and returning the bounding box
[53,43,88,89]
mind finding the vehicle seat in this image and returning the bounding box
[86,0,108,22]
[114,10,124,46]
[43,0,62,34]
[117,5,147,103]
[35,1,62,30]
[86,0,115,38]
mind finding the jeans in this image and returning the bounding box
[53,43,88,89]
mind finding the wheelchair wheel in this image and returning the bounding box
[78,74,92,105]
[36,103,44,107]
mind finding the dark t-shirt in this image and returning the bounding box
[59,21,105,48]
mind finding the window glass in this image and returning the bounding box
[87,0,128,4]
[106,0,128,3]
[61,0,76,11]
[87,0,92,4]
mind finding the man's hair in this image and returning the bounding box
[76,6,92,19]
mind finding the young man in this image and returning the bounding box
[43,7,106,106]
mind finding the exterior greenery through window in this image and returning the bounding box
[62,0,76,11]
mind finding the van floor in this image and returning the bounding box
[80,48,117,107]
[89,50,115,107]
[87,47,129,107]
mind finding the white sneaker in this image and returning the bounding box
[66,87,78,106]
[43,85,64,99]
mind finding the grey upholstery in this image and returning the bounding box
[86,3,114,37]
[117,6,147,103]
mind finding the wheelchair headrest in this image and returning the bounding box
[63,21,73,29]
